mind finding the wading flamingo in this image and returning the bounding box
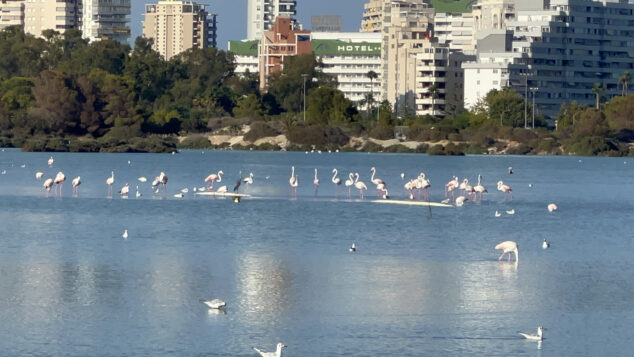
[473,174,487,202]
[495,241,519,263]
[71,176,81,195]
[497,180,513,201]
[106,171,115,196]
[54,171,66,196]
[344,172,354,198]
[313,168,319,195]
[354,173,368,199]
[331,168,342,197]
[289,166,298,197]
[205,170,223,189]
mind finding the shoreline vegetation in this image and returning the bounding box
[0,27,632,156]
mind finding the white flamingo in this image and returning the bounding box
[331,168,342,197]
[205,170,223,189]
[445,176,459,200]
[473,174,487,202]
[547,203,558,212]
[344,172,354,198]
[495,241,519,263]
[354,173,368,199]
[159,172,168,191]
[43,178,53,194]
[370,167,386,196]
[417,173,431,201]
[54,171,66,196]
[404,178,416,200]
[47,156,54,167]
[106,171,115,196]
[497,180,513,201]
[35,171,44,180]
[135,185,141,198]
[289,166,298,197]
[71,176,81,195]
[313,168,319,195]
[138,176,147,183]
[243,172,254,192]
[119,183,130,197]
[455,195,468,207]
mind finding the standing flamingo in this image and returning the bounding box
[331,168,342,197]
[497,180,513,201]
[344,172,354,198]
[445,176,459,200]
[354,173,368,199]
[71,176,81,195]
[243,172,254,192]
[313,168,319,195]
[54,171,66,196]
[47,156,54,167]
[43,178,53,195]
[205,170,223,189]
[106,171,115,196]
[289,166,298,197]
[417,173,431,201]
[159,172,168,191]
[119,183,130,197]
[473,174,487,202]
[370,167,386,197]
[404,178,416,200]
[495,241,519,263]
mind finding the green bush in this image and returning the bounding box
[566,136,617,156]
[178,135,213,149]
[427,144,445,155]
[506,143,533,155]
[464,144,486,155]
[361,141,383,152]
[21,137,48,152]
[369,125,394,140]
[384,144,413,153]
[287,124,349,146]
[340,146,357,152]
[415,143,429,153]
[444,143,465,156]
[244,122,279,142]
[256,142,281,151]
[535,138,559,154]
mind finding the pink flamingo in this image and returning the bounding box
[404,178,416,199]
[495,241,519,263]
[159,172,168,191]
[354,173,367,199]
[445,176,459,201]
[54,171,66,196]
[313,168,319,195]
[43,178,53,195]
[344,172,354,198]
[106,171,115,196]
[473,174,487,202]
[289,166,298,197]
[497,180,513,201]
[72,176,81,195]
[205,170,223,189]
[370,167,386,196]
[416,173,431,201]
[331,168,342,197]
[243,172,254,192]
[547,203,558,212]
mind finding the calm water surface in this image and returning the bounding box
[0,149,633,356]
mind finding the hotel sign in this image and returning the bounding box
[312,40,381,55]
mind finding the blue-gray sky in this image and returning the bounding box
[131,0,368,49]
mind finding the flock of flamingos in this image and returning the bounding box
[31,155,556,345]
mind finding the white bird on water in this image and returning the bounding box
[495,211,502,217]
[35,171,44,180]
[138,176,147,183]
[519,326,544,341]
[350,243,356,252]
[200,298,226,309]
[122,230,128,239]
[506,209,515,215]
[547,203,558,212]
[542,239,550,249]
[254,343,286,357]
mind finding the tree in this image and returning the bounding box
[484,87,527,127]
[604,94,634,131]
[28,70,80,134]
[306,86,357,125]
[428,83,439,115]
[234,94,264,119]
[366,70,378,115]
[619,72,631,96]
[556,101,587,129]
[591,83,604,109]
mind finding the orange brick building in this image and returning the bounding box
[258,17,312,91]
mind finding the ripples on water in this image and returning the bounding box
[0,149,633,355]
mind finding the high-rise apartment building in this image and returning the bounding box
[0,0,25,30]
[24,0,81,38]
[360,0,382,32]
[143,1,217,60]
[247,0,298,40]
[82,0,131,43]
[434,12,475,52]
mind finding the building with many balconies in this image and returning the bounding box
[82,0,131,44]
[247,0,298,40]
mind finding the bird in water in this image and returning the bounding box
[547,203,558,212]
[542,239,550,249]
[350,243,356,252]
[506,209,515,215]
[234,171,243,193]
[48,156,54,167]
[135,185,141,198]
[519,325,544,341]
[495,241,519,263]
[508,167,514,174]
[495,211,502,217]
[254,343,286,357]
[313,168,319,195]
[122,230,128,239]
[71,176,81,195]
[199,298,226,309]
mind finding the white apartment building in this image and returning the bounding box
[82,0,131,43]
[434,12,475,52]
[246,0,297,40]
[228,32,382,105]
[0,0,24,29]
[143,1,217,60]
[24,0,81,38]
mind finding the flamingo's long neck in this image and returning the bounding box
[371,168,376,182]
[355,173,360,182]
[291,166,295,179]
[477,175,481,186]
[332,169,338,182]
[314,169,318,181]
[217,171,222,182]
[514,248,519,262]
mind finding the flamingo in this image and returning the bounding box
[159,172,168,191]
[497,180,513,201]
[243,172,254,192]
[216,185,228,193]
[344,172,354,198]
[106,171,115,196]
[417,173,431,201]
[289,166,298,196]
[473,174,487,202]
[54,171,65,196]
[119,183,130,197]
[455,195,468,207]
[404,178,416,200]
[354,173,367,199]
[43,178,53,194]
[547,203,558,212]
[313,168,319,195]
[331,168,342,197]
[495,241,519,262]
[135,185,141,198]
[254,343,286,357]
[445,176,459,201]
[138,176,147,183]
[205,170,223,189]
[35,171,44,180]
[71,176,81,195]
[459,178,469,195]
[519,326,544,341]
[122,230,128,239]
[47,156,54,167]
[370,167,387,196]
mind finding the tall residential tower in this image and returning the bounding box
[82,0,131,43]
[247,0,298,40]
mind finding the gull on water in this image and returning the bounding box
[122,230,128,239]
[494,211,502,217]
[506,209,515,215]
[350,243,356,252]
[542,239,550,249]
[200,298,226,309]
[254,343,286,357]
[519,326,544,341]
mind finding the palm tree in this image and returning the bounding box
[366,71,378,121]
[619,71,631,96]
[591,83,603,110]
[428,83,439,115]
[363,92,374,119]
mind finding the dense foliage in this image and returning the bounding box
[0,26,632,156]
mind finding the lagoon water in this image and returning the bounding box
[0,148,633,356]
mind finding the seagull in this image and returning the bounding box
[135,185,142,198]
[199,298,226,309]
[174,192,184,198]
[122,230,128,239]
[35,171,44,180]
[180,188,189,193]
[520,326,544,341]
[506,209,515,215]
[547,203,558,212]
[495,210,502,217]
[138,177,147,183]
[350,243,356,252]
[542,239,550,249]
[508,167,514,174]
[254,343,286,357]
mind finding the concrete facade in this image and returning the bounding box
[247,0,297,40]
[24,0,81,38]
[0,0,24,30]
[82,0,131,43]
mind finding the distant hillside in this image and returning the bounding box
[429,0,475,13]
